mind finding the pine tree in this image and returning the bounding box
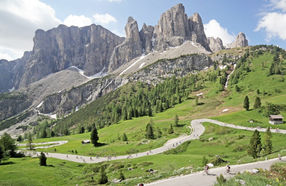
[157,127,162,138]
[0,145,4,164]
[119,171,125,181]
[248,130,262,158]
[195,96,199,105]
[16,135,23,142]
[79,126,85,134]
[146,123,154,139]
[90,127,99,146]
[243,96,250,111]
[99,167,108,184]
[51,131,55,137]
[168,124,174,134]
[26,133,33,150]
[254,97,262,109]
[39,152,47,166]
[174,115,179,127]
[122,133,128,142]
[264,127,272,155]
[41,129,47,138]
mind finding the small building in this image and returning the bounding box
[81,140,90,144]
[269,115,284,125]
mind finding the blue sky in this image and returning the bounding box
[0,0,286,60]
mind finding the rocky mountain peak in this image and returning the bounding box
[191,13,202,24]
[108,17,143,71]
[208,37,224,52]
[230,32,248,48]
[125,17,140,40]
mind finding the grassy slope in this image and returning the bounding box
[7,123,286,186]
[6,47,286,185]
[213,52,286,129]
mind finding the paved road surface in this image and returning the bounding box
[23,119,286,185]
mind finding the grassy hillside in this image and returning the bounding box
[5,45,286,185]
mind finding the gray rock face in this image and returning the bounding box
[230,32,248,48]
[140,24,154,53]
[190,13,210,51]
[18,24,124,88]
[39,54,212,115]
[109,17,143,71]
[153,4,190,50]
[208,37,224,52]
[0,60,15,93]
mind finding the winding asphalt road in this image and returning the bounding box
[24,119,286,185]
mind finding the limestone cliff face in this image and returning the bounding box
[153,4,190,50]
[18,24,124,88]
[190,13,210,51]
[109,17,143,72]
[208,37,224,52]
[139,24,154,53]
[0,93,32,121]
[229,32,248,48]
[38,54,212,115]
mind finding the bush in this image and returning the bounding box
[216,174,226,185]
[39,152,47,166]
[210,156,227,166]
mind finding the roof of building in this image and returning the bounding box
[269,115,284,119]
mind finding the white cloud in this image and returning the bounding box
[0,0,60,60]
[256,0,286,40]
[93,13,117,25]
[256,12,286,40]
[108,0,123,2]
[0,0,119,60]
[269,0,286,12]
[0,46,23,61]
[64,15,93,27]
[204,19,235,45]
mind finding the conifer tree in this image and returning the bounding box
[248,130,262,158]
[0,145,4,164]
[99,167,108,184]
[39,152,47,166]
[146,123,154,139]
[264,127,272,155]
[174,115,179,127]
[91,127,99,146]
[243,96,250,111]
[27,133,33,150]
[157,127,162,138]
[122,133,128,142]
[168,124,174,134]
[254,97,261,109]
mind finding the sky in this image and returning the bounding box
[0,0,286,60]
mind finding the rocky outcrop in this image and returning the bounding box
[39,76,128,115]
[153,4,190,50]
[208,37,224,52]
[0,60,15,93]
[130,54,212,84]
[0,93,32,121]
[189,13,210,51]
[39,54,212,115]
[17,24,124,88]
[109,17,143,72]
[229,32,248,48]
[139,24,154,53]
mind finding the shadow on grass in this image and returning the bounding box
[175,124,187,128]
[94,142,107,147]
[0,161,15,166]
[47,165,55,167]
